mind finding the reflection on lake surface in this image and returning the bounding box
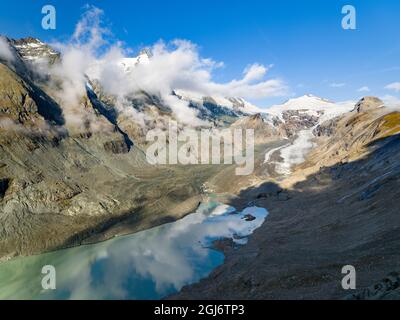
[0,201,268,300]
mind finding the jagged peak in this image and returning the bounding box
[8,36,59,63]
[11,37,44,45]
[354,96,385,113]
[249,113,263,121]
[139,48,152,58]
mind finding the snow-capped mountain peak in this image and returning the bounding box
[266,94,354,124]
[10,37,59,63]
[269,94,334,113]
[119,49,151,73]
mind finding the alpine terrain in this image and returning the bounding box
[0,35,399,300]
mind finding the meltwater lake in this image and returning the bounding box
[0,201,267,300]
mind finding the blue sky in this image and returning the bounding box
[1,0,399,106]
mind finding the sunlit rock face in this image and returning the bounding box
[354,96,384,113]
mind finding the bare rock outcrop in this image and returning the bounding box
[354,96,384,113]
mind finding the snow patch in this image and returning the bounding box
[179,202,268,246]
[266,95,354,124]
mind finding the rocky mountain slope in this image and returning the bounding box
[173,97,400,299]
[0,37,230,259]
[0,36,309,260]
[9,37,60,64]
[286,97,398,184]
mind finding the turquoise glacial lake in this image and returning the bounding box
[0,201,267,300]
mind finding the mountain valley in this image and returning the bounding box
[0,36,399,300]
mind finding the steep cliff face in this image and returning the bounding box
[10,37,60,64]
[0,63,65,128]
[0,63,44,126]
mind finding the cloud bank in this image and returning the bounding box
[41,6,287,127]
[330,82,346,88]
[385,82,400,92]
[358,86,370,92]
[382,95,400,108]
[0,37,15,62]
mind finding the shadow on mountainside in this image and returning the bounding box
[173,134,400,300]
[86,86,134,150]
[29,84,65,126]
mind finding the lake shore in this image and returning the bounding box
[171,145,400,300]
[0,141,283,263]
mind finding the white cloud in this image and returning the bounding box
[0,37,15,62]
[381,95,400,109]
[358,86,370,92]
[385,82,400,92]
[330,82,346,88]
[91,40,287,102]
[37,6,287,128]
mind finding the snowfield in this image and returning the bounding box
[263,95,355,175]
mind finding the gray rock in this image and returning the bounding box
[277,192,290,201]
[256,183,283,199]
